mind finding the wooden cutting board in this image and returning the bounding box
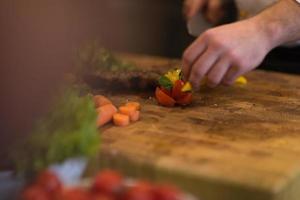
[87,54,300,200]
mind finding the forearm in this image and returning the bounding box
[251,0,300,50]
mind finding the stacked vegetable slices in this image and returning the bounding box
[155,69,193,107]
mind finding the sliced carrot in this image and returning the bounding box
[119,106,136,117]
[96,104,117,127]
[125,102,141,111]
[113,113,130,127]
[130,110,140,122]
[94,95,112,108]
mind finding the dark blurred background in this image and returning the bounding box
[0,0,193,165]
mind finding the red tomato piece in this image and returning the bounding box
[62,188,90,200]
[171,80,185,100]
[176,92,192,106]
[22,185,49,200]
[91,170,123,196]
[123,181,154,200]
[89,193,114,200]
[160,87,172,97]
[155,87,176,107]
[35,170,62,199]
[153,185,182,200]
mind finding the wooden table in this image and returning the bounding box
[87,54,300,200]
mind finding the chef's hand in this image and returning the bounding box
[182,19,271,89]
[183,0,224,24]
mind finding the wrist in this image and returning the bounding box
[250,14,282,51]
[249,0,300,50]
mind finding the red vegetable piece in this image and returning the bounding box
[22,185,49,200]
[153,185,182,200]
[90,194,114,200]
[62,188,90,200]
[155,87,176,107]
[160,87,172,97]
[35,170,62,199]
[171,80,185,100]
[176,92,192,106]
[123,181,154,200]
[91,170,123,196]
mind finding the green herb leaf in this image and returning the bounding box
[158,76,173,90]
[11,87,100,177]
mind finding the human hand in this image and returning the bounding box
[182,19,272,89]
[183,0,224,24]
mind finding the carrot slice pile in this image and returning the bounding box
[94,95,141,127]
[96,104,117,127]
[130,110,140,122]
[113,113,130,127]
[119,106,136,118]
[94,95,112,108]
[125,102,141,111]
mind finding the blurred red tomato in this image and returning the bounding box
[35,170,62,199]
[90,193,115,200]
[22,185,49,200]
[122,181,154,200]
[62,188,90,200]
[153,185,182,200]
[91,170,123,196]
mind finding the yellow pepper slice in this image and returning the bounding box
[181,82,192,92]
[165,69,181,84]
[235,76,248,85]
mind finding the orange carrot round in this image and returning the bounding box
[96,104,117,127]
[94,95,112,108]
[130,111,140,122]
[125,102,141,111]
[119,106,136,117]
[113,113,130,127]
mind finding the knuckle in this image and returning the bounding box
[194,67,205,78]
[207,76,219,86]
[227,51,244,67]
[203,29,214,40]
[183,50,192,64]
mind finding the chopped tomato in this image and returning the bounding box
[155,87,176,107]
[176,92,192,106]
[90,194,114,200]
[62,188,90,200]
[35,170,62,199]
[171,80,185,100]
[153,185,182,200]
[22,185,49,200]
[160,87,172,97]
[123,181,154,200]
[91,170,123,196]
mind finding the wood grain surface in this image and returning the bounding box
[87,54,300,200]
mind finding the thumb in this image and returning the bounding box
[184,0,206,19]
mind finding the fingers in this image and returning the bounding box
[188,47,220,90]
[184,0,206,19]
[222,66,244,86]
[206,57,230,88]
[182,36,207,80]
[206,0,224,24]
